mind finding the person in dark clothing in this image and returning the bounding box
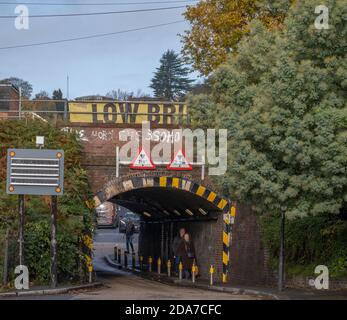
[172,228,186,273]
[177,233,196,279]
[125,220,135,253]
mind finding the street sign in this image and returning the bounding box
[130,148,156,170]
[6,149,64,196]
[167,149,192,171]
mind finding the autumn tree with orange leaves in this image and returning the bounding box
[182,0,293,75]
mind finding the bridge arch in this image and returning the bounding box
[93,174,233,220]
[93,173,235,282]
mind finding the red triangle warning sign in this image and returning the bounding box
[130,148,156,170]
[167,150,192,171]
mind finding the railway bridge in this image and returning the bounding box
[0,91,269,285]
[62,100,268,285]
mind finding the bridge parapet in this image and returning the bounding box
[0,99,189,125]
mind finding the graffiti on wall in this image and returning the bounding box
[119,129,181,143]
[61,127,181,144]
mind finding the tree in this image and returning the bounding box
[34,90,50,100]
[0,77,33,98]
[52,89,64,113]
[189,0,347,218]
[150,50,194,101]
[52,89,63,100]
[105,89,150,101]
[182,0,293,75]
[106,89,132,101]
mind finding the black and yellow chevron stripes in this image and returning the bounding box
[93,176,232,214]
[222,205,236,283]
[93,175,236,284]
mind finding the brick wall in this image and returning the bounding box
[229,203,268,285]
[65,123,270,285]
[0,84,19,119]
[138,216,225,281]
[65,125,207,194]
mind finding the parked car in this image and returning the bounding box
[119,212,140,233]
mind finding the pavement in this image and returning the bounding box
[87,228,263,300]
[1,228,261,300]
[104,255,347,300]
[3,228,346,300]
[101,229,347,301]
[0,282,102,298]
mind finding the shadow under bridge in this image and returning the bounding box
[93,175,233,280]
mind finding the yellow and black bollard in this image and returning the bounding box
[148,256,153,272]
[178,261,183,281]
[132,252,136,270]
[192,261,196,284]
[209,265,214,286]
[117,248,121,264]
[114,246,118,261]
[139,255,144,270]
[124,251,128,269]
[88,264,93,283]
[167,259,171,277]
[157,258,161,275]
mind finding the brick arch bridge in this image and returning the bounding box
[60,101,269,286]
[93,173,233,217]
[92,170,235,282]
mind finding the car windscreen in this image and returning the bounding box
[125,212,140,221]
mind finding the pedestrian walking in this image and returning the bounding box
[172,228,186,274]
[125,220,135,253]
[177,233,196,279]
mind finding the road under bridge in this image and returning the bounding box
[1,97,270,286]
[60,101,269,286]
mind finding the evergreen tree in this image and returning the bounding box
[52,89,63,100]
[52,88,64,113]
[150,50,193,101]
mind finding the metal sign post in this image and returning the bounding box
[50,196,58,288]
[3,229,9,285]
[6,149,64,289]
[278,209,286,292]
[18,195,25,266]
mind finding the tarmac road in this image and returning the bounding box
[76,228,263,300]
[4,228,263,300]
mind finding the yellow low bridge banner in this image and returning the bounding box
[68,102,188,124]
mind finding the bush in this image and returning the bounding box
[261,213,347,278]
[0,119,94,286]
[25,220,82,284]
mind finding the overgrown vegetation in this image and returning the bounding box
[0,119,95,287]
[261,212,347,278]
[188,0,347,277]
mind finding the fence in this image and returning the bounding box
[0,228,19,286]
[0,99,190,126]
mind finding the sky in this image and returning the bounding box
[0,0,199,98]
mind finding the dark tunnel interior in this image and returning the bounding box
[109,187,223,222]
